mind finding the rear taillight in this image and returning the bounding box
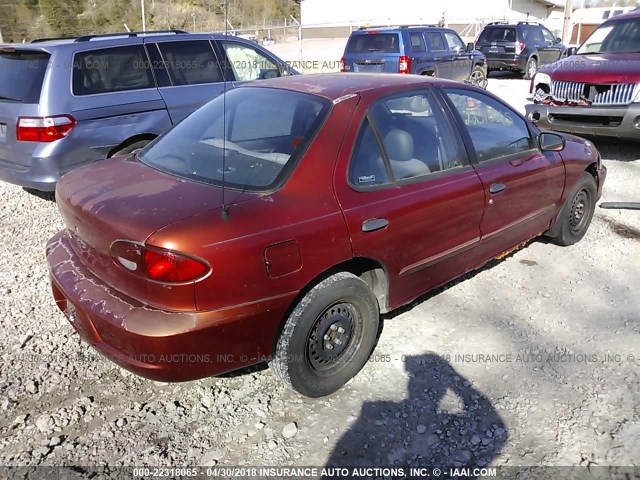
[399,55,411,74]
[16,115,76,142]
[340,56,347,72]
[110,241,209,283]
[515,41,526,55]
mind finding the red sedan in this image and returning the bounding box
[47,74,606,397]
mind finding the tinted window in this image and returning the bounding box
[73,46,153,96]
[349,119,390,187]
[443,31,465,51]
[221,42,279,82]
[425,32,446,51]
[541,27,556,44]
[157,41,223,86]
[0,51,49,103]
[578,17,640,54]
[346,34,401,54]
[410,32,427,52]
[139,88,330,191]
[526,26,545,44]
[445,89,532,162]
[478,27,516,43]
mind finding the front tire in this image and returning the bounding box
[469,65,488,89]
[549,173,597,246]
[270,272,379,397]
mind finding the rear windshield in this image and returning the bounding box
[0,50,50,103]
[478,27,517,43]
[346,33,401,54]
[578,17,640,54]
[139,87,331,192]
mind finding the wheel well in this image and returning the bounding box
[585,162,598,181]
[107,134,157,158]
[269,258,390,357]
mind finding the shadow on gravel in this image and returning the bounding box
[591,140,639,162]
[22,187,56,202]
[323,354,506,474]
[600,216,640,240]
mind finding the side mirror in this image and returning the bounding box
[556,37,562,44]
[466,42,475,52]
[539,132,565,152]
[565,46,577,57]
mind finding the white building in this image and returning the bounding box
[300,0,565,40]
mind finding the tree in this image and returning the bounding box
[39,0,84,36]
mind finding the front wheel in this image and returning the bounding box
[270,272,379,397]
[548,173,597,246]
[469,65,488,89]
[524,57,538,80]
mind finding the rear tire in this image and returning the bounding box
[110,139,152,158]
[548,173,597,246]
[270,272,379,397]
[524,57,538,80]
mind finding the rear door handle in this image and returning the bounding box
[489,183,506,194]
[362,218,389,233]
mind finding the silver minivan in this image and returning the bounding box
[0,30,294,191]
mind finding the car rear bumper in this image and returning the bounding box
[46,231,297,382]
[487,55,526,71]
[525,103,640,140]
[0,153,94,191]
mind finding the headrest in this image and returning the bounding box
[384,129,414,162]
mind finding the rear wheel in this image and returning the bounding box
[524,57,538,80]
[270,272,379,397]
[110,139,152,158]
[548,173,597,246]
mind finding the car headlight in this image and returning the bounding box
[533,72,551,87]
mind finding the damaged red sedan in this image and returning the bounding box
[47,74,606,397]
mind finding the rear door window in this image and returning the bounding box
[0,51,50,103]
[346,34,401,54]
[410,32,427,53]
[72,45,153,96]
[425,32,446,51]
[157,40,223,86]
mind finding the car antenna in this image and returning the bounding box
[220,0,230,221]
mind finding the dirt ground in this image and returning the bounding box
[0,65,638,475]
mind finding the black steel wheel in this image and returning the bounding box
[271,272,379,397]
[549,172,597,246]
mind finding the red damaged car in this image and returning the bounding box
[526,10,640,139]
[47,74,606,397]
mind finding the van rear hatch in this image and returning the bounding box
[476,27,518,56]
[0,49,50,168]
[344,32,401,73]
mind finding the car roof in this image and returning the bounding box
[604,9,640,22]
[247,73,461,101]
[354,26,449,33]
[5,31,257,50]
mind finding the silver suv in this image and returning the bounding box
[0,30,294,191]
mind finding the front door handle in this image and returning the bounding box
[489,183,506,194]
[362,218,389,233]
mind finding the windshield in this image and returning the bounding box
[346,33,401,53]
[139,87,330,192]
[0,50,50,103]
[577,17,640,54]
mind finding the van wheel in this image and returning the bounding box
[270,272,379,397]
[524,57,537,80]
[110,140,152,158]
[548,173,597,246]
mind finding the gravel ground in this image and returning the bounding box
[0,78,639,474]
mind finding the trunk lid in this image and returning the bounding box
[55,154,255,309]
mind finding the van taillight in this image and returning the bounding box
[515,41,526,55]
[16,115,76,142]
[110,240,209,283]
[399,56,411,74]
